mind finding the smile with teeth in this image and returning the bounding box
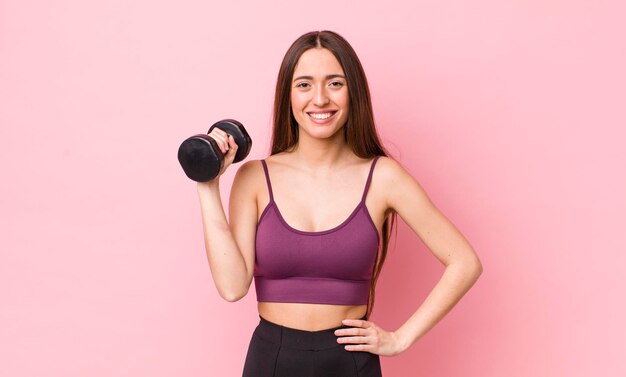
[307,111,336,120]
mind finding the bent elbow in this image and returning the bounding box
[222,294,241,303]
[453,259,483,281]
[472,261,483,278]
[220,288,247,303]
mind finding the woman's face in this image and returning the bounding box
[290,48,349,139]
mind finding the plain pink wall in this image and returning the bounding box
[1,0,624,376]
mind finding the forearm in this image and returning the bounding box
[394,261,483,351]
[196,180,249,301]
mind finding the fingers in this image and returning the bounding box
[207,129,229,153]
[335,326,371,346]
[337,335,369,344]
[335,320,381,353]
[335,320,402,356]
[227,134,238,154]
[341,319,370,328]
[335,327,367,337]
[208,129,238,156]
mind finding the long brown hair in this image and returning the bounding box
[269,30,398,319]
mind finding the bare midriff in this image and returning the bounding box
[258,302,367,331]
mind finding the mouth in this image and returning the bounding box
[306,111,338,122]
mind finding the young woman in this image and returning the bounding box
[196,30,483,377]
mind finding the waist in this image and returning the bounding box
[254,314,367,350]
[258,301,367,331]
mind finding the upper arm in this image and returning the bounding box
[379,156,482,269]
[228,159,262,286]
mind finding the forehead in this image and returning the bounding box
[293,48,344,78]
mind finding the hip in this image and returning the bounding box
[242,315,382,377]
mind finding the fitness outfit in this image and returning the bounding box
[242,156,383,377]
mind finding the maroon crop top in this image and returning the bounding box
[253,156,381,305]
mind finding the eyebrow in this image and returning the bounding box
[293,74,346,81]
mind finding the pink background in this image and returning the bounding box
[1,0,624,376]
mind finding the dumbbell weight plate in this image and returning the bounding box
[177,134,223,182]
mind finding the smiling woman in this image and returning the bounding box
[290,50,349,134]
[290,56,349,141]
[195,30,483,377]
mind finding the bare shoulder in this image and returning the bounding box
[373,155,414,190]
[373,155,407,178]
[373,155,433,213]
[231,159,267,199]
[234,158,265,180]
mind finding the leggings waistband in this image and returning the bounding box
[255,315,366,350]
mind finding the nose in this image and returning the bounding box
[313,85,330,106]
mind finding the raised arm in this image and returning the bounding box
[196,158,259,302]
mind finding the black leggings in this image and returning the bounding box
[242,315,383,377]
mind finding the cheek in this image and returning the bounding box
[335,90,349,109]
[290,99,307,123]
[290,91,307,108]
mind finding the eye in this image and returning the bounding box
[329,81,344,87]
[295,82,310,88]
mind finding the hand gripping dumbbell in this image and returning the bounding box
[177,119,252,182]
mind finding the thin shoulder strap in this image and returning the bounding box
[361,156,381,203]
[260,159,274,202]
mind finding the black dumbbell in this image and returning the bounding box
[178,119,252,182]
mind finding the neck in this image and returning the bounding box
[290,128,352,172]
